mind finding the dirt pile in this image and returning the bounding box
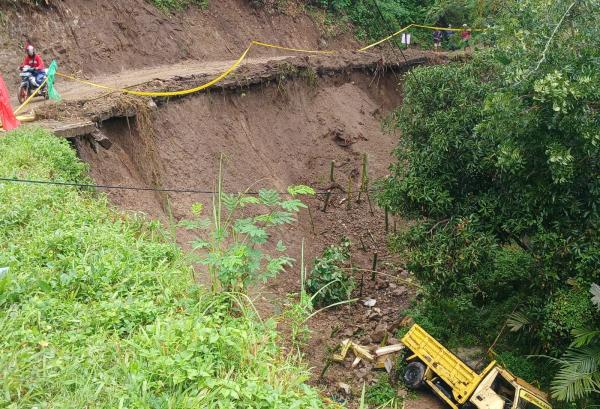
[0,0,357,83]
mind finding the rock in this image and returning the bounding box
[392,286,407,297]
[341,328,355,338]
[363,298,377,307]
[368,307,382,320]
[372,323,389,344]
[360,335,373,345]
[388,337,400,345]
[389,282,397,289]
[375,280,389,290]
[338,382,351,396]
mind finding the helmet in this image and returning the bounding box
[26,45,35,56]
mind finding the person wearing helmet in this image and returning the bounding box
[20,45,46,87]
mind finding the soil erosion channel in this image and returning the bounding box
[73,62,443,408]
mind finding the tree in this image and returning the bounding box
[551,284,600,405]
[379,0,600,401]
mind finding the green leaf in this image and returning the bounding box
[239,196,260,207]
[258,189,280,206]
[191,239,211,250]
[280,199,306,212]
[276,240,287,252]
[233,218,268,243]
[221,193,239,212]
[177,219,202,230]
[264,256,293,281]
[190,202,204,216]
[287,185,316,196]
[255,211,294,226]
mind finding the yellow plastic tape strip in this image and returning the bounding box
[359,24,414,51]
[57,44,253,98]
[52,25,487,99]
[14,76,49,115]
[359,23,485,51]
[251,40,336,54]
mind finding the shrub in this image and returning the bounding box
[306,238,355,307]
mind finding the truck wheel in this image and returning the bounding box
[404,362,426,389]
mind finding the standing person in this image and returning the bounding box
[461,24,472,51]
[433,30,443,51]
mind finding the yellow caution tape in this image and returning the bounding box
[359,23,484,51]
[57,44,253,98]
[43,24,486,103]
[250,40,335,54]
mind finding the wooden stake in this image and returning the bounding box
[307,204,316,235]
[346,177,353,210]
[358,153,369,202]
[359,272,364,297]
[329,160,335,183]
[322,190,332,212]
[359,236,367,252]
[385,207,389,233]
[366,190,374,216]
[371,252,378,280]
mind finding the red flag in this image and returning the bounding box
[0,74,20,131]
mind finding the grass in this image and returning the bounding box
[0,127,326,408]
[148,0,208,11]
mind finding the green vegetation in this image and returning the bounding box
[378,0,600,406]
[148,0,208,11]
[365,376,398,407]
[551,286,600,403]
[179,170,313,292]
[306,238,355,307]
[0,128,325,407]
[307,0,490,44]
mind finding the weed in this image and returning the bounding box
[179,159,315,292]
[300,66,320,89]
[307,237,355,307]
[149,0,208,10]
[366,376,399,407]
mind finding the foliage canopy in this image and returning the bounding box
[379,0,600,404]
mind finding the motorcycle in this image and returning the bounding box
[18,66,49,104]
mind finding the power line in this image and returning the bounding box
[0,177,383,196]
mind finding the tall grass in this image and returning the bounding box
[0,127,325,408]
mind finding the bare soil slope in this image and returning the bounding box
[0,0,356,83]
[75,71,442,408]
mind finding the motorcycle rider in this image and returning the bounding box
[20,45,46,87]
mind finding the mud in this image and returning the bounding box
[75,69,444,408]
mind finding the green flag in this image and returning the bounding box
[46,60,61,101]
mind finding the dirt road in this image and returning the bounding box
[11,54,294,110]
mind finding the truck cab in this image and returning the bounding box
[401,324,552,409]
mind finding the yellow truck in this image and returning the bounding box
[400,324,552,409]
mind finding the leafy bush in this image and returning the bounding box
[0,127,326,407]
[180,179,314,292]
[366,376,398,406]
[306,238,355,307]
[379,0,600,404]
